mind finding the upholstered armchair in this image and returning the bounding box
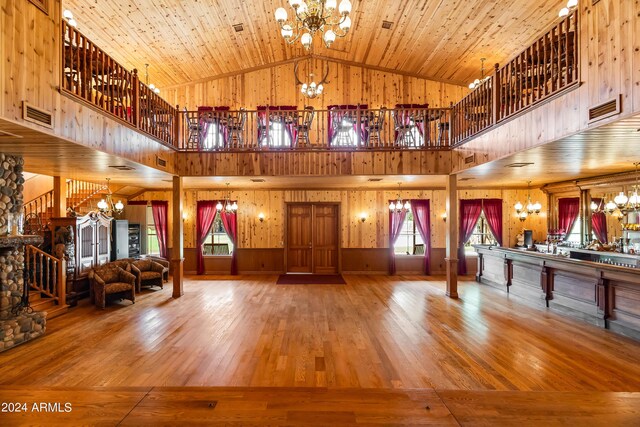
[88,265,136,309]
[144,256,170,282]
[131,259,165,292]
[89,259,133,303]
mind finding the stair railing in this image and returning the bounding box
[67,179,108,211]
[25,245,66,307]
[23,190,54,232]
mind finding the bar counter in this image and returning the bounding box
[474,245,640,340]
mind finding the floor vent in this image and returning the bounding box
[156,156,167,168]
[588,96,620,123]
[22,101,53,129]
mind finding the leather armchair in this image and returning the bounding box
[131,259,165,292]
[88,265,136,309]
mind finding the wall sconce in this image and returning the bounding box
[258,212,265,222]
[441,213,447,222]
[182,212,188,221]
[359,212,367,223]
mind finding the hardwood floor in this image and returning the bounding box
[1,275,639,425]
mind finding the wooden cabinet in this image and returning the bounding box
[50,212,112,303]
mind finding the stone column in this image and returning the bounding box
[171,176,184,298]
[445,174,459,298]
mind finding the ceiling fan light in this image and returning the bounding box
[338,0,352,15]
[275,7,288,22]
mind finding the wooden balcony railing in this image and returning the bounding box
[177,107,452,151]
[450,9,579,147]
[23,190,54,233]
[61,21,178,147]
[60,9,577,152]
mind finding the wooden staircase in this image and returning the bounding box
[25,245,70,320]
[29,290,69,319]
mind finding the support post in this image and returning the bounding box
[53,176,67,217]
[171,176,184,298]
[580,188,592,245]
[445,174,459,298]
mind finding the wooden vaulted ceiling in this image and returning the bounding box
[63,0,567,89]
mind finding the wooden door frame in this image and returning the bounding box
[284,202,341,274]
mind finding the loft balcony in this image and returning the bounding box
[59,8,579,156]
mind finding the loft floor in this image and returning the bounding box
[1,275,639,391]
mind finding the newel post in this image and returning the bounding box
[58,258,66,307]
[175,104,181,148]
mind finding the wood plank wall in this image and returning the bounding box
[454,1,640,172]
[163,58,466,110]
[130,188,548,251]
[0,0,176,174]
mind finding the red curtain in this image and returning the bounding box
[220,211,238,275]
[388,206,407,275]
[151,201,168,259]
[458,199,483,274]
[410,200,432,275]
[558,197,580,239]
[196,201,218,275]
[482,199,503,246]
[591,198,607,243]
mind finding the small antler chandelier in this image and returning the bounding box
[388,183,411,213]
[216,183,238,213]
[295,59,330,99]
[275,0,352,51]
[97,178,124,216]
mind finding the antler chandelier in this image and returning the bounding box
[295,59,330,99]
[275,0,352,50]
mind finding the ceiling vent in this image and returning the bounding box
[505,162,534,168]
[155,156,167,168]
[22,101,53,129]
[588,96,621,123]
[459,177,475,182]
[233,23,244,32]
[367,178,383,182]
[250,178,265,183]
[382,21,393,29]
[109,165,135,171]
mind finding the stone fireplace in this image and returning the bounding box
[0,154,46,352]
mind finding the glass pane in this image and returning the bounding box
[202,212,235,256]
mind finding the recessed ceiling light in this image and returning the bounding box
[382,20,393,29]
[233,23,244,32]
[505,162,534,168]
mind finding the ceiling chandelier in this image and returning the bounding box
[144,64,160,95]
[295,59,330,99]
[97,178,124,216]
[514,181,541,222]
[559,0,578,17]
[592,162,640,217]
[468,58,490,90]
[216,183,238,213]
[275,0,352,51]
[388,183,411,213]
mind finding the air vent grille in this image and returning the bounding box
[233,23,243,32]
[22,101,53,129]
[367,178,383,182]
[109,165,135,171]
[156,156,167,168]
[505,162,534,168]
[589,96,620,123]
[382,21,393,29]
[250,178,265,183]
[464,154,475,164]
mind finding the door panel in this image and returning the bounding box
[287,205,313,273]
[313,205,339,274]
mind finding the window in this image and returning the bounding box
[465,212,497,251]
[393,212,425,255]
[146,205,160,255]
[566,217,581,243]
[261,121,292,148]
[202,122,225,150]
[407,119,425,147]
[202,212,234,256]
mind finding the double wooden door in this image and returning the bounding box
[286,203,340,274]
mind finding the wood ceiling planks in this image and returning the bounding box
[63,0,567,89]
